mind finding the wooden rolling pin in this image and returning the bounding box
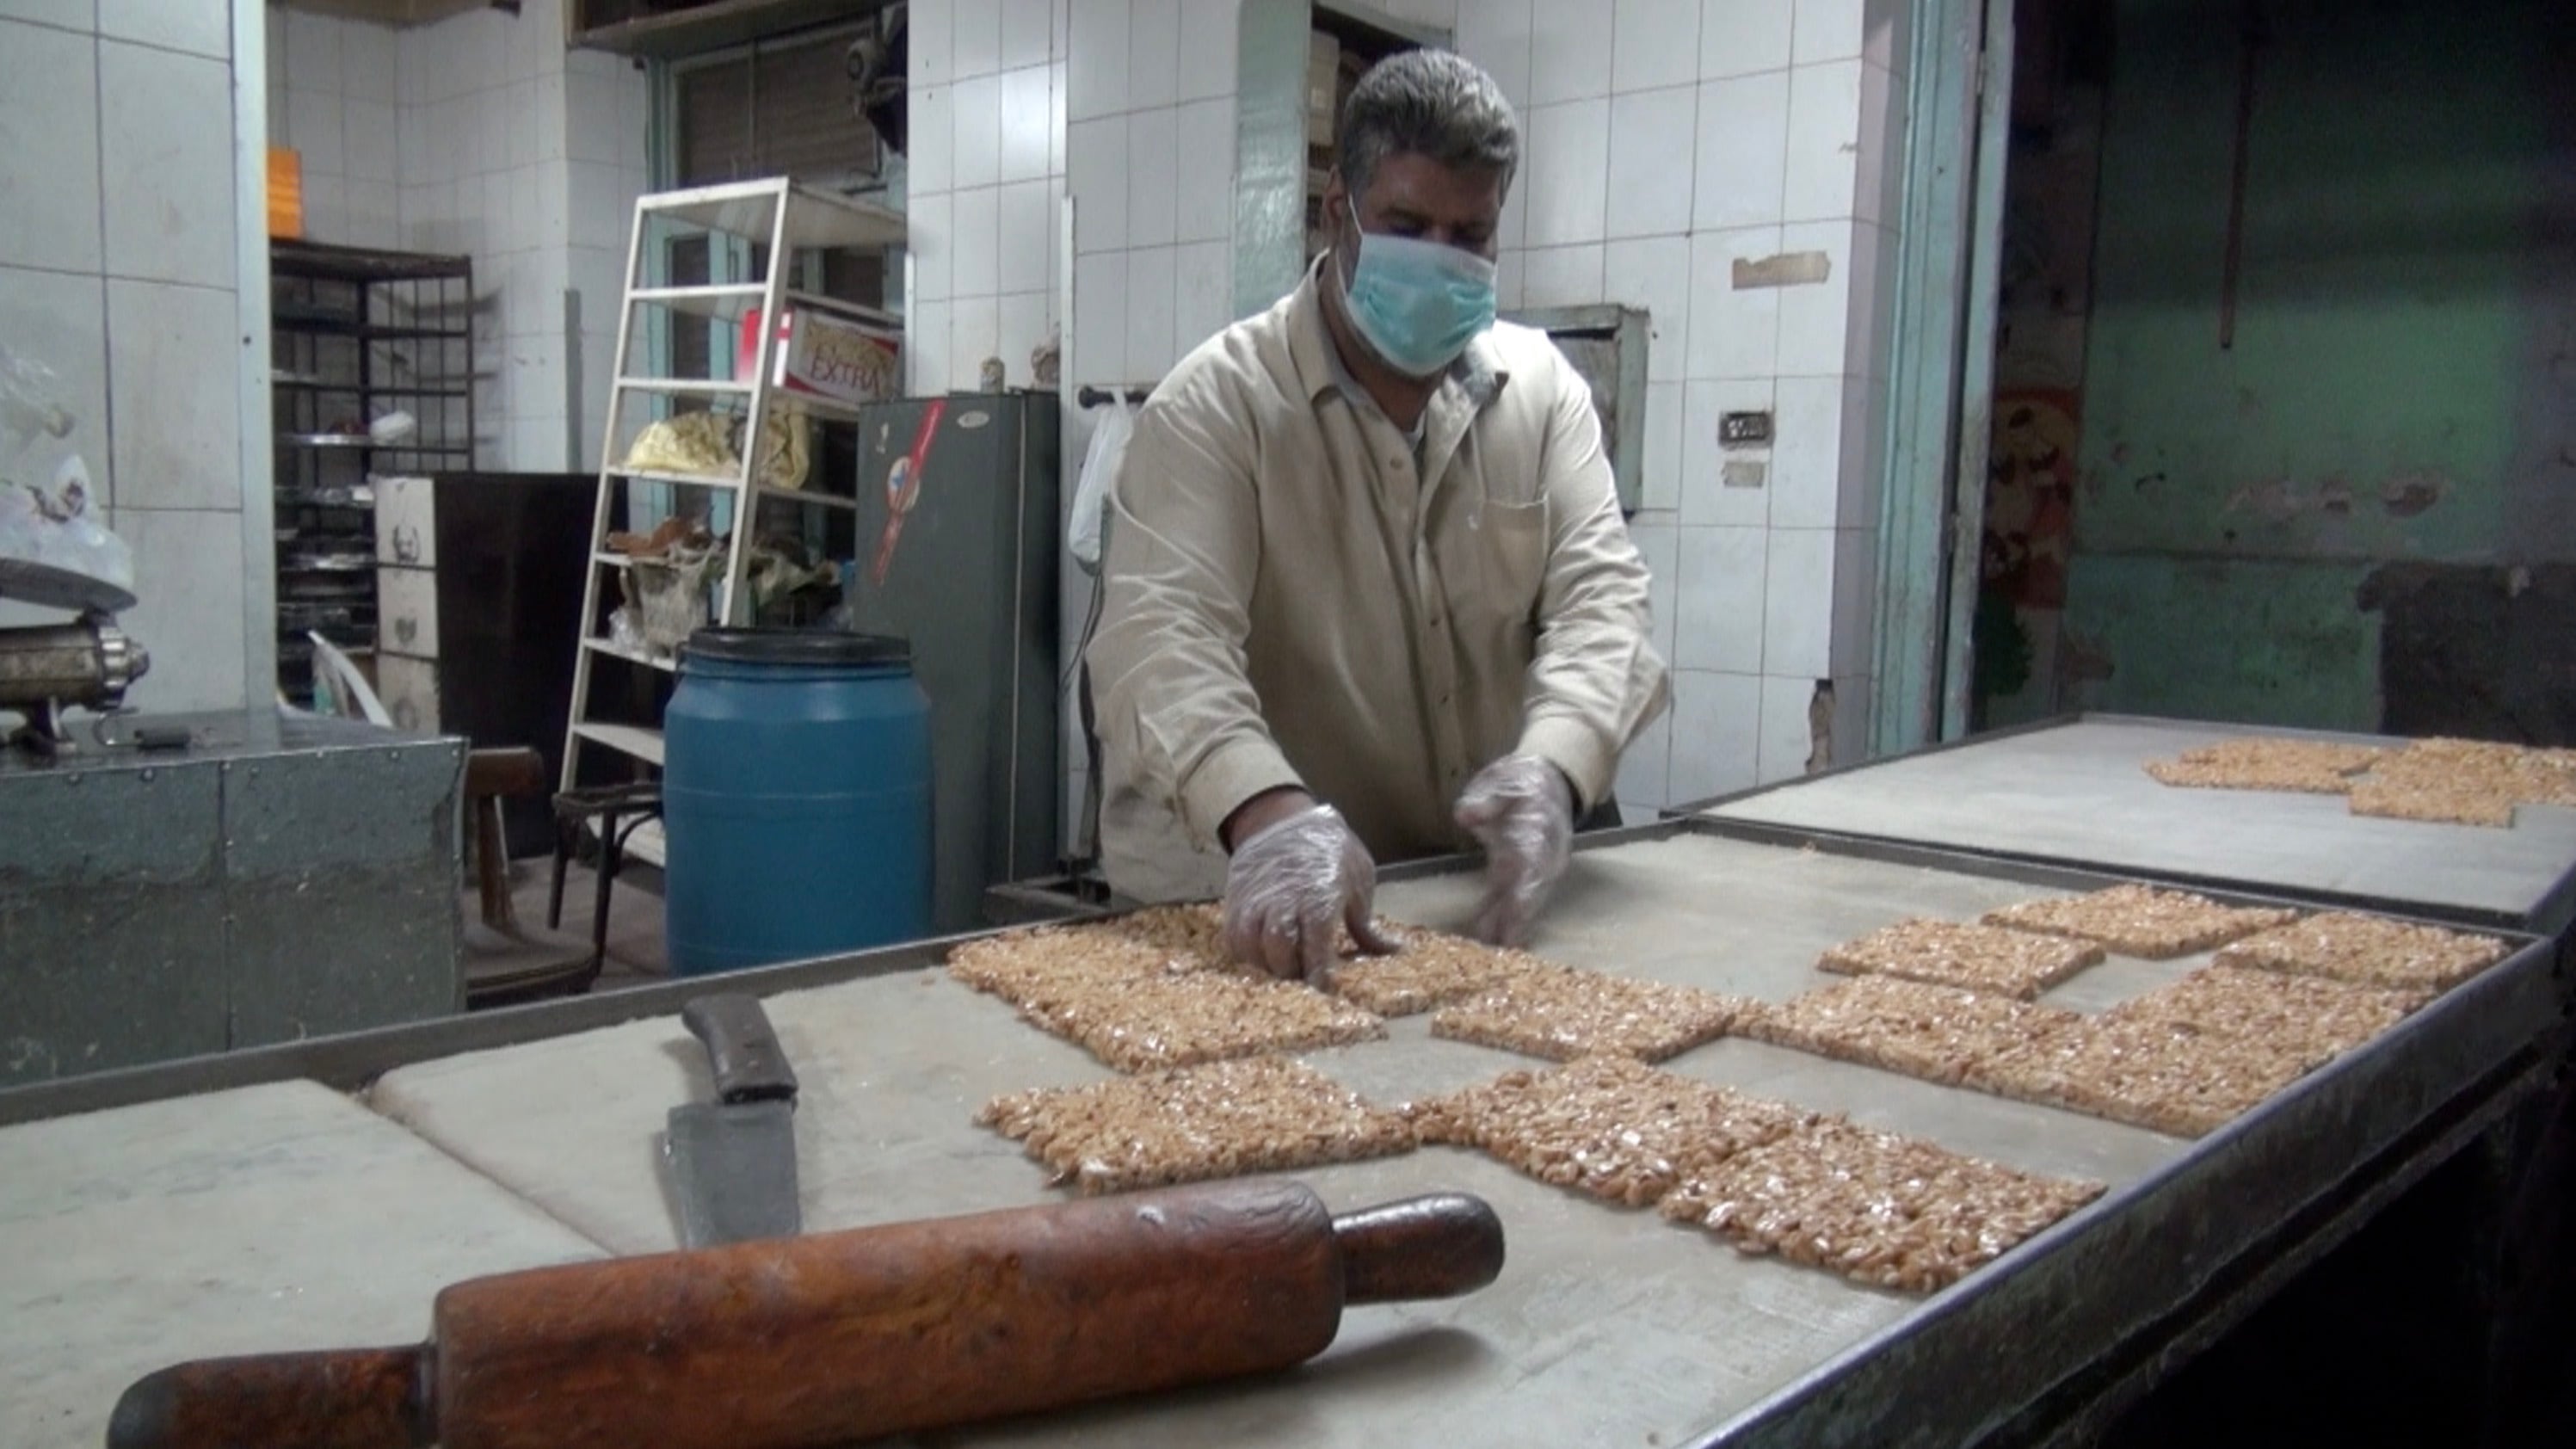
[108,1180,1504,1449]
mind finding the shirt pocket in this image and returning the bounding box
[1446,496,1550,653]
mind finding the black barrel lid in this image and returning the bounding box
[682,627,911,668]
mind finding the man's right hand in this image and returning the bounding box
[1221,801,1401,983]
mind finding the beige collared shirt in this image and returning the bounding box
[1087,261,1671,903]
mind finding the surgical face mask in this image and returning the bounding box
[1336,203,1498,379]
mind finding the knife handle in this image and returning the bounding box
[106,1345,430,1449]
[1330,1192,1507,1305]
[681,993,798,1104]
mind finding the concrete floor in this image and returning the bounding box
[499,857,669,990]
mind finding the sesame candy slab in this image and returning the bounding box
[2105,964,2428,1059]
[1974,1014,2322,1138]
[1817,919,2105,1000]
[2142,737,2388,794]
[1410,1057,1820,1207]
[977,1057,1417,1195]
[1658,1121,2106,1293]
[1981,885,2302,959]
[1745,977,2089,1088]
[1428,964,1756,1063]
[2213,911,2512,994]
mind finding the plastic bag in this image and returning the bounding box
[0,340,132,601]
[1068,392,1131,575]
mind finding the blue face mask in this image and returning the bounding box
[1339,214,1498,379]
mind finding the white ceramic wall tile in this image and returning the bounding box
[997,179,1053,294]
[1067,0,1128,121]
[910,192,956,303]
[954,0,1003,78]
[1614,708,1673,817]
[1830,525,1878,677]
[1051,59,1069,175]
[1857,59,1902,225]
[1772,219,1853,377]
[105,279,238,512]
[1604,86,1696,239]
[1766,374,1845,529]
[0,22,102,274]
[505,80,539,173]
[112,509,247,712]
[342,19,397,97]
[0,1,94,30]
[1673,525,1766,672]
[345,99,397,183]
[1125,244,1180,379]
[1128,0,1180,110]
[952,184,1003,298]
[1522,100,1609,247]
[1641,379,1683,512]
[1072,249,1128,380]
[1177,0,1240,102]
[953,73,1004,189]
[0,264,108,500]
[1760,526,1833,676]
[1604,234,1690,382]
[1784,60,1863,222]
[1001,63,1053,183]
[1791,0,1865,65]
[99,0,226,57]
[1685,225,1782,379]
[537,69,570,163]
[911,0,953,85]
[1864,0,1912,73]
[1698,0,1793,78]
[1521,244,1603,307]
[346,180,398,249]
[1171,238,1228,358]
[1493,250,1525,311]
[1067,114,1128,252]
[283,6,341,83]
[1455,0,1533,108]
[1528,0,1613,104]
[1495,170,1528,251]
[998,289,1050,385]
[1002,0,1055,71]
[1665,669,1761,803]
[285,85,346,177]
[910,84,955,194]
[300,176,348,247]
[951,294,1002,388]
[1692,71,1790,231]
[1613,0,1700,94]
[1174,97,1233,244]
[1679,377,1773,527]
[1125,106,1179,248]
[1756,673,1820,783]
[101,42,235,290]
[908,299,952,395]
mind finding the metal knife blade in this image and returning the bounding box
[662,993,802,1248]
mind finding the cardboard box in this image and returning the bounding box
[1306,31,1340,149]
[737,305,903,409]
[267,146,303,238]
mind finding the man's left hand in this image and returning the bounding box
[1453,755,1575,948]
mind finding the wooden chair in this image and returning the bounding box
[306,634,598,1008]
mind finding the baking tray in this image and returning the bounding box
[0,821,2556,1449]
[1681,713,2576,934]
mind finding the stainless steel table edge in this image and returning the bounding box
[2,822,2561,1449]
[1667,714,2576,935]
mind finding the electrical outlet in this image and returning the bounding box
[1720,410,1772,445]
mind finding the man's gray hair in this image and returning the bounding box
[1335,49,1519,197]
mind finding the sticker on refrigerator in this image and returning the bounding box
[872,399,946,588]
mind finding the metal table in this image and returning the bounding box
[0,823,2558,1449]
[1688,713,2576,933]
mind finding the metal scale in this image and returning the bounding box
[0,557,151,755]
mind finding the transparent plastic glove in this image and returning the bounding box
[1453,755,1576,948]
[1223,805,1402,983]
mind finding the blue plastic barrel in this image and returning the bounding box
[663,627,933,975]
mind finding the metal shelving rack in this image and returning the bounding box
[560,178,906,864]
[268,239,476,704]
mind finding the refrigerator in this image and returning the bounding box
[843,392,1062,933]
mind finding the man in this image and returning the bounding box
[1086,49,1669,981]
